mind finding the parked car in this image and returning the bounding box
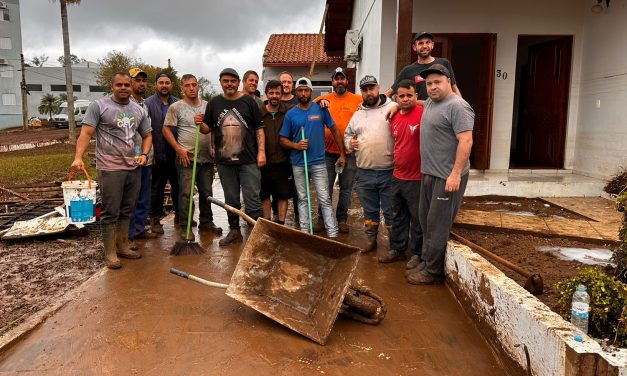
[53,100,91,128]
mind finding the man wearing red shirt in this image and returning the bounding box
[382,80,424,275]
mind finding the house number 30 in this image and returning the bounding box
[496,70,508,80]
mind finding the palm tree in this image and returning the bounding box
[52,0,81,144]
[38,93,59,120]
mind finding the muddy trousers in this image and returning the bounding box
[217,163,263,230]
[390,178,423,256]
[129,165,152,240]
[419,173,468,276]
[150,158,179,220]
[98,168,141,228]
[176,159,215,227]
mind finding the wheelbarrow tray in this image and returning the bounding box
[225,218,361,345]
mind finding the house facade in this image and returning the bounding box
[0,0,23,130]
[327,0,627,180]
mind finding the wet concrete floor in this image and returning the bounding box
[0,184,506,375]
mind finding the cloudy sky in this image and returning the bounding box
[20,0,326,91]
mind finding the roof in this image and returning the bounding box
[263,33,345,66]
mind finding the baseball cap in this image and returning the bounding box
[331,67,347,80]
[219,68,239,79]
[419,64,451,79]
[412,31,434,43]
[359,75,378,89]
[129,67,147,78]
[295,77,313,90]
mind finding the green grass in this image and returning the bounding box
[0,144,97,186]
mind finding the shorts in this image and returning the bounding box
[260,162,294,200]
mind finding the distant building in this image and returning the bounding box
[0,0,23,130]
[261,33,352,97]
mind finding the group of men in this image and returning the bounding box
[70,31,474,285]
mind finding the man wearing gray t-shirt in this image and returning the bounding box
[163,74,222,238]
[407,64,474,285]
[71,72,152,269]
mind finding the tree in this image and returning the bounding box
[30,54,49,67]
[58,93,78,102]
[57,54,84,66]
[38,93,60,120]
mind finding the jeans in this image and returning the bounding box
[316,153,357,222]
[97,168,141,226]
[355,168,393,224]
[292,163,338,237]
[129,165,152,240]
[176,159,215,227]
[150,158,179,219]
[419,173,469,276]
[217,163,263,229]
[390,177,423,255]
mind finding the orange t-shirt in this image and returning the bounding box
[317,92,362,154]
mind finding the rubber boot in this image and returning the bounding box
[219,228,243,246]
[312,217,325,233]
[116,218,141,259]
[101,223,121,269]
[362,221,379,253]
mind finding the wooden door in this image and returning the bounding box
[519,37,572,167]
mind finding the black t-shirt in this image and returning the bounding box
[203,95,264,165]
[391,58,457,100]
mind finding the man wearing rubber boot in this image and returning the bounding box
[344,75,396,256]
[408,64,473,285]
[385,80,424,268]
[71,72,152,269]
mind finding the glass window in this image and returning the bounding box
[0,65,12,78]
[89,85,105,92]
[26,84,43,91]
[2,93,16,105]
[2,9,9,21]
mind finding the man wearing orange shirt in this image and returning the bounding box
[312,67,362,233]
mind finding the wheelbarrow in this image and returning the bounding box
[169,197,386,345]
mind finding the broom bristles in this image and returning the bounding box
[170,240,206,256]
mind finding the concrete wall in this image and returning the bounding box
[574,1,627,179]
[0,0,23,130]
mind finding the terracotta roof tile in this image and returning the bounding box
[263,33,345,66]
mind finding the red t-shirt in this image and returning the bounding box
[390,105,423,180]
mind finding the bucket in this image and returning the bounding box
[61,167,98,224]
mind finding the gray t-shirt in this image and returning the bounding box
[420,95,474,179]
[164,100,212,163]
[83,96,152,171]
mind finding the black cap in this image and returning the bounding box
[331,67,347,80]
[359,75,378,88]
[412,31,433,43]
[419,64,450,79]
[219,68,239,79]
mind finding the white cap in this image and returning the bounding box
[295,77,313,90]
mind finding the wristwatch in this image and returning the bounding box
[141,153,148,157]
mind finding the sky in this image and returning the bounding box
[19,0,327,92]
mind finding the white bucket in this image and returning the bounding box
[61,179,98,224]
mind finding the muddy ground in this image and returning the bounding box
[461,195,588,220]
[0,126,68,146]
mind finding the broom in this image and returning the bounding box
[301,127,313,234]
[170,119,206,255]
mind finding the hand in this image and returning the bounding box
[70,158,85,173]
[445,172,461,192]
[194,112,203,125]
[386,103,399,120]
[319,99,330,109]
[177,146,193,167]
[137,155,148,166]
[257,151,266,168]
[297,139,309,151]
[350,135,359,151]
[337,154,346,167]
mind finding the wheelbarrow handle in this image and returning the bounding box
[206,196,257,226]
[169,268,229,289]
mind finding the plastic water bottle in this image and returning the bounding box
[134,146,141,165]
[571,284,590,338]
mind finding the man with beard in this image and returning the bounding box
[344,75,396,255]
[127,68,156,250]
[201,68,265,246]
[279,71,299,105]
[260,80,294,224]
[279,77,345,237]
[311,67,362,234]
[145,72,180,234]
[410,64,473,284]
[241,70,263,109]
[70,72,152,269]
[163,74,222,238]
[385,32,461,104]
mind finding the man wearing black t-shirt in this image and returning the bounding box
[386,32,462,105]
[201,68,266,246]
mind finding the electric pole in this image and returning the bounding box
[20,53,28,130]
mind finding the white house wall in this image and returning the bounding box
[575,1,627,179]
[0,0,23,130]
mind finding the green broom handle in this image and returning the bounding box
[186,122,201,240]
[301,127,313,234]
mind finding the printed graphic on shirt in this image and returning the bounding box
[218,109,248,161]
[414,75,425,83]
[308,114,321,121]
[409,124,419,135]
[116,112,136,128]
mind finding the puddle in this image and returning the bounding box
[481,201,522,206]
[495,209,536,217]
[536,246,614,266]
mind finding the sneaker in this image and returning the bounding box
[312,218,325,233]
[406,269,443,285]
[405,262,427,277]
[406,255,422,270]
[129,240,139,251]
[116,248,141,259]
[219,229,243,246]
[338,220,349,234]
[378,249,403,263]
[198,222,223,235]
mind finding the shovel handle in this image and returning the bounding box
[169,268,229,289]
[207,196,256,226]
